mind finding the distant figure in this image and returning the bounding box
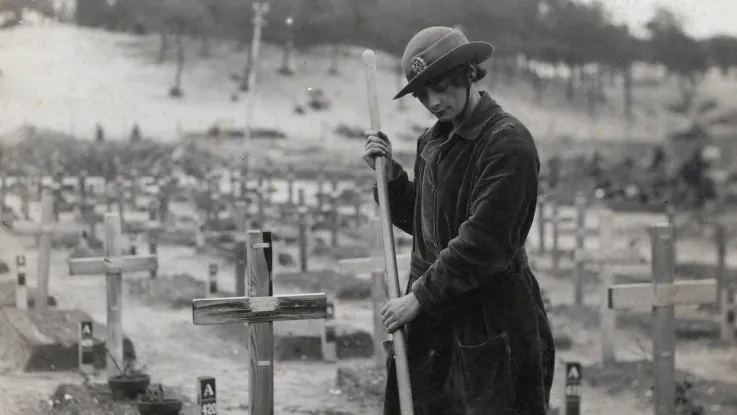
[95,123,105,142]
[131,124,141,142]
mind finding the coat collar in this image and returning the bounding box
[429,91,501,142]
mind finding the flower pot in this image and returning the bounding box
[108,374,151,401]
[137,398,184,415]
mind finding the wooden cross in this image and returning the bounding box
[13,190,86,309]
[607,224,717,415]
[67,212,158,377]
[192,230,327,415]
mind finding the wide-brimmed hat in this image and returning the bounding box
[394,26,494,100]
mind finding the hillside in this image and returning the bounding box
[2,23,737,158]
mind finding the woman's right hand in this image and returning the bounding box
[362,130,393,173]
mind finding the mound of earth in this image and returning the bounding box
[47,383,199,415]
[0,308,135,372]
[582,360,737,414]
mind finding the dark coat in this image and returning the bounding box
[374,92,555,415]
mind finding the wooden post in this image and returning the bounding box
[607,224,717,415]
[573,192,586,306]
[321,297,337,362]
[298,206,308,272]
[316,173,324,213]
[353,180,362,227]
[146,200,162,279]
[598,210,615,363]
[129,170,138,208]
[197,376,217,415]
[287,166,295,207]
[15,255,27,310]
[36,190,52,309]
[234,228,247,297]
[67,213,158,377]
[330,192,338,247]
[207,263,218,297]
[51,175,62,222]
[192,230,327,415]
[715,223,733,343]
[116,175,126,230]
[21,176,29,220]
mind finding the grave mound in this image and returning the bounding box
[0,308,135,372]
[47,383,197,415]
[0,280,57,307]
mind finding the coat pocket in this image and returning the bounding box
[452,332,513,415]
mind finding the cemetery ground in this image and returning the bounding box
[1,187,737,414]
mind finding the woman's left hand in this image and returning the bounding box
[381,293,423,333]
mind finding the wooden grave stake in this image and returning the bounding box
[607,224,717,415]
[67,213,158,377]
[192,230,328,415]
[16,255,27,310]
[198,376,217,415]
[207,263,218,298]
[79,320,95,374]
[145,199,163,279]
[321,297,337,362]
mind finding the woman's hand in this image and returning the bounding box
[381,293,422,334]
[362,130,393,177]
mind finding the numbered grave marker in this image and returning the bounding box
[565,362,582,415]
[197,376,217,415]
[79,321,95,374]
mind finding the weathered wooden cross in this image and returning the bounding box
[67,212,158,377]
[607,224,717,415]
[13,190,86,309]
[192,230,327,415]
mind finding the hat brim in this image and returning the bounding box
[393,41,494,100]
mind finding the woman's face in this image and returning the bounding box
[412,76,468,122]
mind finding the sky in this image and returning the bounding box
[599,0,737,39]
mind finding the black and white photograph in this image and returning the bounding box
[0,0,736,414]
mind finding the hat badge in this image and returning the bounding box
[410,56,427,77]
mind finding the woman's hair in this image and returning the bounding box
[425,62,487,88]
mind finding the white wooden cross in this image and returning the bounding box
[607,224,717,415]
[67,212,158,377]
[12,190,86,309]
[192,230,327,415]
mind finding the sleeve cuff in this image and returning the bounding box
[411,275,446,320]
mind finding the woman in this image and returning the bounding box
[362,26,555,415]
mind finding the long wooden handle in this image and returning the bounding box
[362,49,415,415]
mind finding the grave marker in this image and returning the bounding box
[207,263,218,297]
[197,376,217,415]
[16,255,27,310]
[565,362,582,415]
[79,321,94,374]
[67,213,158,377]
[192,230,328,415]
[607,224,717,415]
